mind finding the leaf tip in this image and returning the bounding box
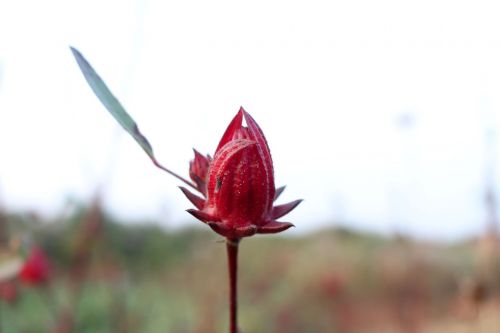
[69,46,81,59]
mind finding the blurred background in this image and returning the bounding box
[2,0,500,332]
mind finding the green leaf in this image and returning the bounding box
[70,46,154,159]
[70,46,196,190]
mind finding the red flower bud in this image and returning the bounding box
[189,149,211,195]
[181,107,302,238]
[19,247,51,286]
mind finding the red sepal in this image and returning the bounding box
[271,199,303,220]
[179,186,205,210]
[257,221,295,234]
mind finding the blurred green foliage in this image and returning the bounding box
[1,206,498,332]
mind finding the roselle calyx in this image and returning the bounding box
[70,48,301,239]
[181,107,302,239]
[189,149,211,196]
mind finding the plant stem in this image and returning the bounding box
[226,237,240,333]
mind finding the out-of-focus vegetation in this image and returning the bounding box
[2,203,500,332]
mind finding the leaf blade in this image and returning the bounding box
[70,46,154,159]
[70,46,197,191]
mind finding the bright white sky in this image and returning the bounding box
[1,0,500,240]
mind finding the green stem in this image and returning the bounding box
[0,300,3,333]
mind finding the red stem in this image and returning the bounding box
[151,158,198,191]
[226,238,240,333]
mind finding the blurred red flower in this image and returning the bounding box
[19,247,51,285]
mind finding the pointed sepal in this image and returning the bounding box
[207,222,233,238]
[274,186,286,201]
[235,225,258,237]
[271,199,303,220]
[186,209,218,223]
[257,221,295,234]
[179,187,205,210]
